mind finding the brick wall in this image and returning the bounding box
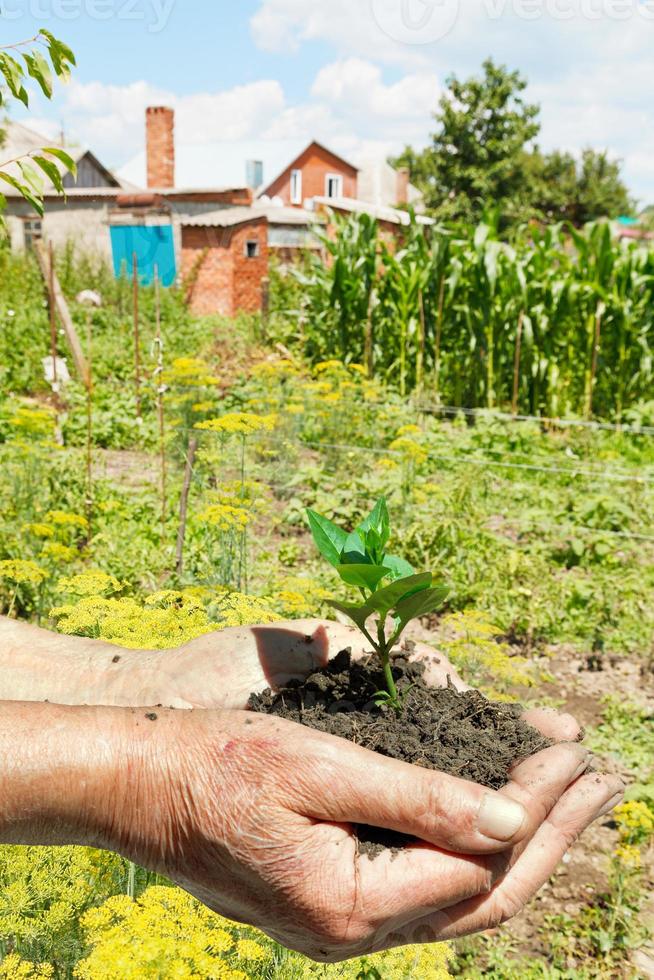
[232,221,269,313]
[181,217,268,317]
[146,107,175,189]
[264,142,358,206]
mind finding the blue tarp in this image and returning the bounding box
[110,224,177,287]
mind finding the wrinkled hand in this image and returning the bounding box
[161,619,581,743]
[103,705,622,962]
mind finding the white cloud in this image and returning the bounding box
[248,0,654,201]
[311,58,438,121]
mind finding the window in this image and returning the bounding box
[325,173,343,199]
[290,168,303,205]
[245,240,260,259]
[23,219,43,251]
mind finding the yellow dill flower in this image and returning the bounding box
[396,423,422,437]
[195,412,277,436]
[301,381,333,396]
[7,405,56,440]
[614,801,654,840]
[249,358,298,380]
[235,939,268,962]
[52,596,214,649]
[210,591,282,628]
[45,511,88,530]
[285,403,305,416]
[0,560,46,586]
[41,542,79,565]
[377,457,399,470]
[323,391,342,404]
[348,363,368,376]
[315,359,346,374]
[22,522,55,539]
[191,401,216,413]
[442,611,535,693]
[144,591,204,611]
[199,503,252,532]
[163,357,220,387]
[58,571,122,597]
[0,954,54,979]
[77,886,247,980]
[614,843,642,869]
[389,437,428,465]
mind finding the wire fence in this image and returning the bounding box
[415,403,654,437]
[302,441,654,486]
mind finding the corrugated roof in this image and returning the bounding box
[0,120,129,194]
[181,203,317,228]
[312,197,434,227]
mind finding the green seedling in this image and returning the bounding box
[307,497,449,710]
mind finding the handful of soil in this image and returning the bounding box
[249,648,551,856]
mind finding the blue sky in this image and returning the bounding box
[5,0,654,204]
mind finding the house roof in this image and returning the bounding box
[119,138,360,197]
[312,196,434,227]
[0,119,129,194]
[119,139,308,194]
[182,203,317,229]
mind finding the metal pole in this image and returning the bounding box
[48,241,58,387]
[132,252,142,422]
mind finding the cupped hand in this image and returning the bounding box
[162,619,581,742]
[104,706,622,962]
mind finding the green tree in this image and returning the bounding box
[393,59,540,224]
[530,148,634,225]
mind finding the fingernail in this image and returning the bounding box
[478,794,527,841]
[571,754,593,781]
[597,790,625,819]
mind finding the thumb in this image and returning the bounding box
[292,735,530,854]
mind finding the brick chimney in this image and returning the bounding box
[146,106,175,189]
[396,166,410,206]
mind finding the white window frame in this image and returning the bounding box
[290,168,303,205]
[245,239,260,259]
[325,173,344,199]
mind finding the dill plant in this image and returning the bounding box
[308,496,448,708]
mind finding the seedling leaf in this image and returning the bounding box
[306,510,347,567]
[382,554,415,580]
[394,585,449,630]
[358,497,390,548]
[336,563,389,591]
[365,573,433,619]
[341,529,369,564]
[329,599,372,632]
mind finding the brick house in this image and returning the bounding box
[2,107,427,317]
[260,141,359,207]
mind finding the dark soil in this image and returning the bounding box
[249,649,551,856]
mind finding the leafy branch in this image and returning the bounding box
[307,497,449,709]
[0,29,77,222]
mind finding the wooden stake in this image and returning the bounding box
[587,301,604,420]
[154,266,167,541]
[85,309,93,532]
[176,436,198,578]
[434,274,445,406]
[48,241,58,387]
[132,252,142,422]
[365,288,375,379]
[512,310,525,417]
[417,287,426,394]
